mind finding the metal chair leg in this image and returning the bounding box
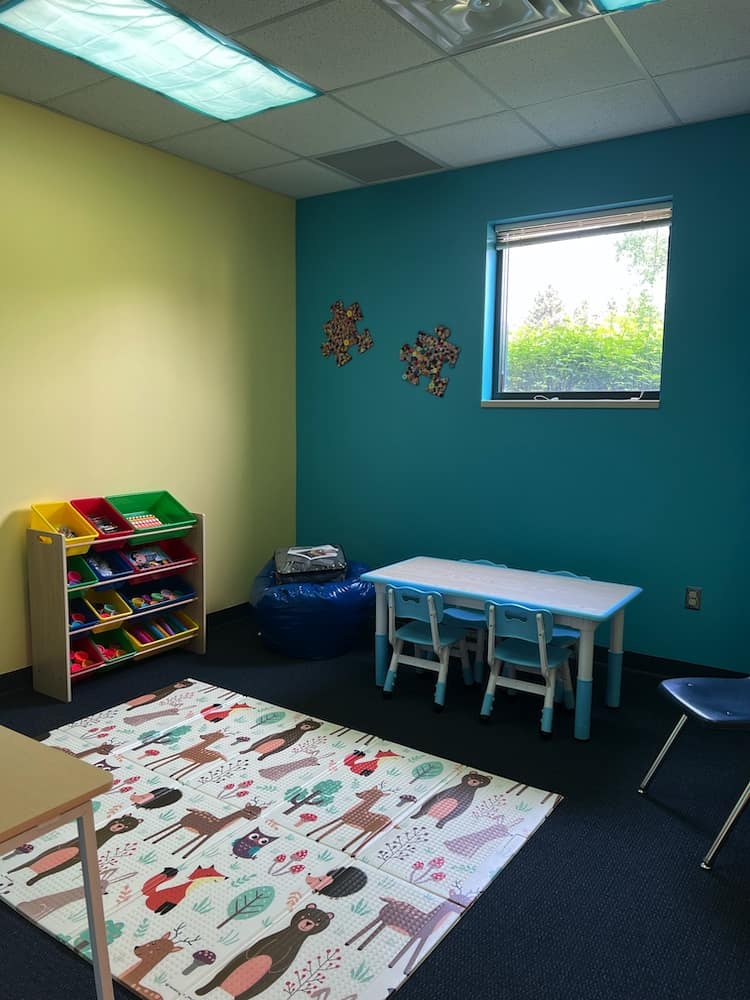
[700,778,750,870]
[638,714,688,793]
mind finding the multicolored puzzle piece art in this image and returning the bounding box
[321,300,374,367]
[400,325,460,397]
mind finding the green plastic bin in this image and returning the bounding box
[105,491,196,543]
[67,555,99,592]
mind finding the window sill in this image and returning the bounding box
[481,398,659,409]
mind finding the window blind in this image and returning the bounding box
[495,203,672,250]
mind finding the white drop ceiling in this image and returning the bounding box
[0,0,748,198]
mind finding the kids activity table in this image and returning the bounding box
[0,726,114,999]
[361,556,642,740]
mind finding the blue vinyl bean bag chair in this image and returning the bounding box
[249,559,375,660]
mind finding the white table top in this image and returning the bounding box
[361,557,641,621]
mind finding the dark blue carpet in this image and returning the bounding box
[0,611,748,1000]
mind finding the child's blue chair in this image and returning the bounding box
[443,560,508,684]
[638,674,750,869]
[480,602,574,736]
[384,586,473,712]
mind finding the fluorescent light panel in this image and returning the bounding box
[382,0,665,54]
[0,0,318,120]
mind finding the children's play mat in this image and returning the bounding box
[0,679,561,999]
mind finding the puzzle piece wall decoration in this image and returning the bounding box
[321,300,374,367]
[400,325,460,397]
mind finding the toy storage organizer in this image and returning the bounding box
[27,492,206,702]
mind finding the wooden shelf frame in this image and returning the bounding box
[28,512,206,702]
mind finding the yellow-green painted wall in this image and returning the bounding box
[0,94,297,676]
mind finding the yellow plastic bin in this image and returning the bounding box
[125,610,199,652]
[30,501,98,556]
[84,589,133,626]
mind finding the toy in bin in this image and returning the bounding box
[127,512,163,530]
[274,544,348,584]
[89,600,119,620]
[69,598,96,630]
[89,513,120,535]
[130,587,184,609]
[126,546,173,571]
[129,613,185,644]
[94,639,127,661]
[86,551,131,580]
[69,639,101,673]
[71,649,95,672]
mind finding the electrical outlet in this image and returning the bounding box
[685,586,702,611]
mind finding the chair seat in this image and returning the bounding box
[395,620,467,648]
[493,636,571,670]
[443,606,486,625]
[661,677,750,728]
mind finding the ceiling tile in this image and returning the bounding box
[153,124,293,174]
[613,0,750,76]
[0,29,108,103]
[170,0,321,35]
[406,112,550,167]
[317,141,441,182]
[521,81,674,147]
[239,159,360,198]
[235,0,440,90]
[234,95,390,156]
[456,19,643,108]
[46,78,210,143]
[655,59,750,124]
[335,61,500,134]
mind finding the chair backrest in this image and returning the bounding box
[389,586,445,622]
[486,602,553,676]
[388,587,443,650]
[537,569,591,580]
[487,602,553,644]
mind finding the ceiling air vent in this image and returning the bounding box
[317,141,442,183]
[383,1,620,54]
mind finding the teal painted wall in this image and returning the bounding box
[296,115,750,671]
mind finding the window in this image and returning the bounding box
[490,203,671,404]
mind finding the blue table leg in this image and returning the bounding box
[374,584,388,687]
[574,678,593,740]
[574,625,595,740]
[606,610,625,708]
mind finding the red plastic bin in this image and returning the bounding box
[123,538,198,574]
[70,636,105,676]
[71,497,134,550]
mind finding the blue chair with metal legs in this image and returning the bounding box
[383,587,473,712]
[480,602,574,736]
[443,560,508,684]
[638,674,750,869]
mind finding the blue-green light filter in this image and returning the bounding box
[0,0,318,120]
[594,0,663,10]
